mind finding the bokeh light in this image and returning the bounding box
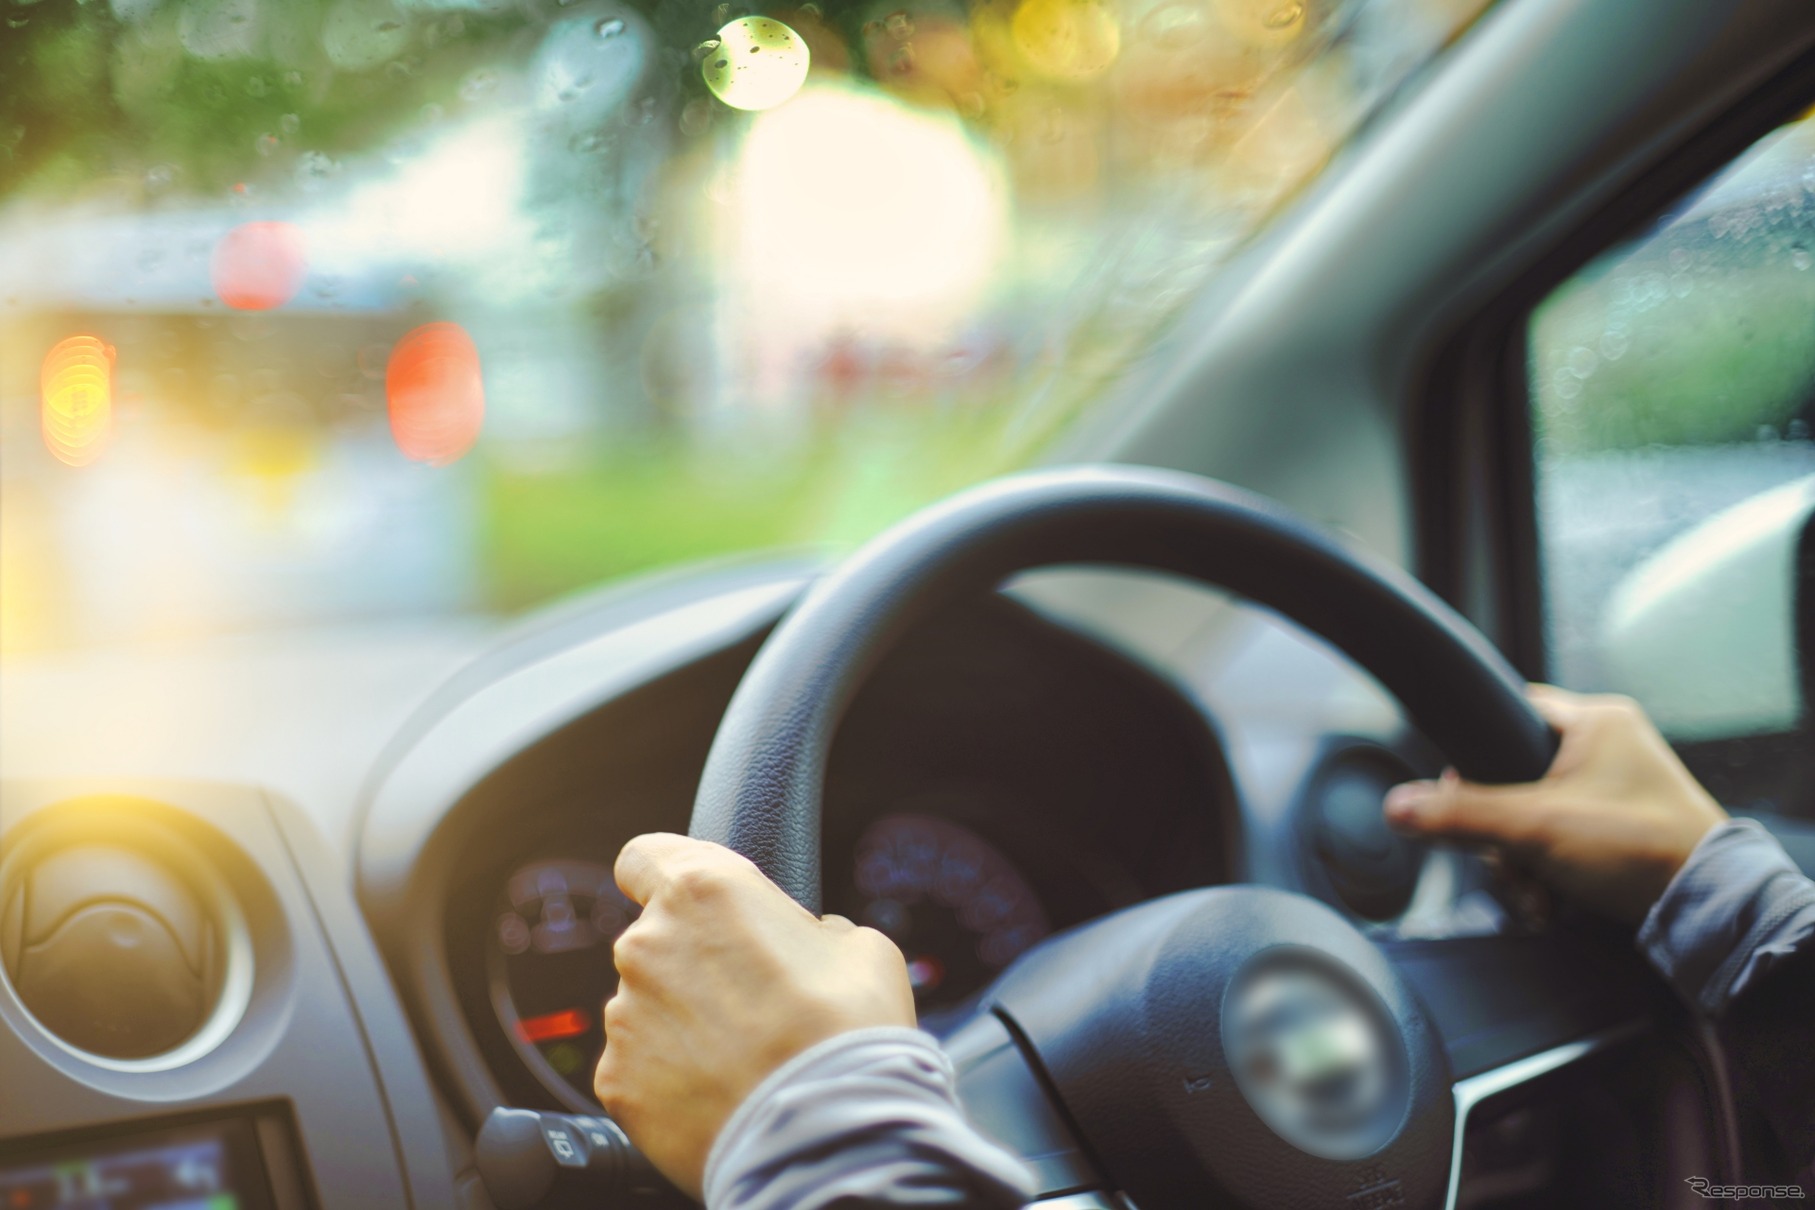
[212,221,308,311]
[730,84,1007,343]
[703,17,812,112]
[41,336,116,468]
[1011,0,1121,80]
[386,323,485,466]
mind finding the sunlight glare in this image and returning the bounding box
[729,84,1008,345]
[329,122,529,264]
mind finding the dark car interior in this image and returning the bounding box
[3,0,1815,1208]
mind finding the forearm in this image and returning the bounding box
[704,1028,1034,1210]
[1636,818,1815,1172]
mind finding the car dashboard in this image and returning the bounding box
[0,562,1658,1210]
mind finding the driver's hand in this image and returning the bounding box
[1383,685,1728,923]
[594,833,916,1197]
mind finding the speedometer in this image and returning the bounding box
[841,814,1049,1009]
[488,859,638,1106]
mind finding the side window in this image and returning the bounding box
[1528,108,1815,810]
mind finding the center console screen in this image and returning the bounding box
[0,1116,278,1210]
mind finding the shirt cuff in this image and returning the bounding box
[1636,818,1815,1016]
[703,1027,1035,1210]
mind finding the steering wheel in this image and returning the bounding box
[688,465,1558,1210]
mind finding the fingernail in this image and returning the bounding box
[1384,783,1432,827]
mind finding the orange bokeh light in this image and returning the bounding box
[386,322,485,466]
[41,335,116,467]
[212,221,308,311]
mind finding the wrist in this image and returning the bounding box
[1636,818,1811,1015]
[703,1026,947,1203]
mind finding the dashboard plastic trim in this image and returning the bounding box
[1442,1020,1646,1210]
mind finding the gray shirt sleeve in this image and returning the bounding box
[702,1026,1036,1210]
[1635,817,1815,1016]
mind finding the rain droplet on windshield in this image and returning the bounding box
[461,68,501,100]
[702,15,809,110]
[294,150,340,190]
[1263,2,1304,29]
[596,17,626,37]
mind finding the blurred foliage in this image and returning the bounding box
[0,1,529,201]
[1532,181,1815,455]
[479,388,1066,607]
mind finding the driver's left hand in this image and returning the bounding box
[595,833,917,1197]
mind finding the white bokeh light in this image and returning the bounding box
[727,84,1009,347]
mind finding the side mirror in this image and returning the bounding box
[1596,475,1815,740]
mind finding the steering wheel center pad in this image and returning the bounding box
[690,464,1556,911]
[990,885,1453,1209]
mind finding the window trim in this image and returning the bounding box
[1412,45,1815,687]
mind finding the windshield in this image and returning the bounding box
[1,0,1489,650]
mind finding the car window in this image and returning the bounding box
[1528,107,1815,757]
[1,0,1494,651]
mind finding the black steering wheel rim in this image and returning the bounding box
[689,463,1555,913]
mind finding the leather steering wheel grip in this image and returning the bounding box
[689,465,1557,911]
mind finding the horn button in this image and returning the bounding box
[989,886,1452,1210]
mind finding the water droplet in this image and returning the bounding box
[1598,328,1629,362]
[1566,346,1597,379]
[294,150,339,190]
[693,38,722,60]
[1140,0,1209,49]
[884,9,913,38]
[280,113,301,134]
[1262,2,1303,29]
[596,16,626,37]
[255,132,281,156]
[283,70,305,89]
[322,0,411,71]
[1792,244,1812,272]
[245,74,269,97]
[679,97,714,135]
[703,14,809,109]
[460,67,501,100]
